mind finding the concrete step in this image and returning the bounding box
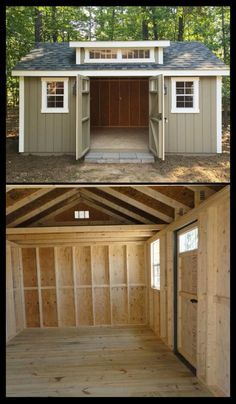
[84,151,155,163]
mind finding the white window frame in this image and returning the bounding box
[151,239,160,290]
[84,47,155,63]
[171,77,199,113]
[41,77,69,113]
[178,225,198,253]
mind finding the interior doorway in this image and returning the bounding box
[174,222,199,373]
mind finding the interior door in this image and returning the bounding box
[149,75,165,160]
[76,75,90,160]
[177,224,198,368]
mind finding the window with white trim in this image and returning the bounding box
[151,239,160,290]
[41,78,69,113]
[74,210,90,219]
[179,227,198,253]
[122,49,150,59]
[89,49,117,59]
[171,77,199,113]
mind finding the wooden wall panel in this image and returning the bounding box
[22,248,37,287]
[93,287,111,325]
[6,244,24,343]
[90,79,148,127]
[109,245,126,284]
[39,247,55,287]
[24,290,40,327]
[74,246,91,286]
[76,288,93,325]
[111,287,128,325]
[41,289,58,327]
[56,247,73,286]
[92,246,109,285]
[17,241,147,329]
[128,244,145,284]
[58,288,75,326]
[129,286,146,324]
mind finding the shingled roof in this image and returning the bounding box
[12,41,227,71]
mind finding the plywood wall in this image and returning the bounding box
[146,187,230,396]
[19,242,147,328]
[6,243,25,342]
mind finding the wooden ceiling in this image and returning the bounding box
[6,185,225,228]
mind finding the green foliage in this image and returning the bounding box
[6,6,230,108]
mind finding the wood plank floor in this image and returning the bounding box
[6,326,212,397]
[90,127,149,151]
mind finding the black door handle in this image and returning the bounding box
[190,298,198,304]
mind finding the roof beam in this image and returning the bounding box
[7,189,79,227]
[132,186,190,210]
[6,188,52,215]
[80,189,152,224]
[99,187,172,223]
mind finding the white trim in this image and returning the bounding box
[157,48,163,64]
[69,40,170,48]
[171,77,199,113]
[216,76,222,153]
[83,47,155,64]
[12,69,230,77]
[41,77,69,113]
[76,48,81,65]
[19,77,24,152]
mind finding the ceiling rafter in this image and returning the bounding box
[132,186,190,210]
[98,187,172,223]
[7,189,79,227]
[80,197,133,224]
[6,188,53,215]
[80,189,152,224]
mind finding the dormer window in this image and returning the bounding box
[89,49,117,59]
[122,49,150,59]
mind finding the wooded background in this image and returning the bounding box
[6,6,230,126]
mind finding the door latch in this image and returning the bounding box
[190,298,198,304]
[164,117,168,123]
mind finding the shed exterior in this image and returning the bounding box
[12,41,229,159]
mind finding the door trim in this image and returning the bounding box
[173,219,198,374]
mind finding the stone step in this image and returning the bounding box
[84,151,155,163]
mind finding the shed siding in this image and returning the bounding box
[164,77,217,153]
[24,77,76,153]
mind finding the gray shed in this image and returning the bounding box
[12,40,229,161]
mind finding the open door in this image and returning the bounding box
[76,75,90,160]
[149,75,165,160]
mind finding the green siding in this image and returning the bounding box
[24,77,76,153]
[164,77,217,153]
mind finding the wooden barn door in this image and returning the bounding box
[76,75,90,160]
[149,75,165,160]
[176,224,198,369]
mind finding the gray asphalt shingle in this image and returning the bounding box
[12,41,227,71]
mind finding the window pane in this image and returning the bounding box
[176,82,185,87]
[185,88,193,94]
[47,82,56,94]
[185,82,194,88]
[179,227,198,253]
[55,97,64,107]
[176,88,184,94]
[151,240,160,289]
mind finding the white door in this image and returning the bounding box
[76,75,90,160]
[149,75,165,160]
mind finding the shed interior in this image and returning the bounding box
[6,185,230,397]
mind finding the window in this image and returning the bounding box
[41,78,69,113]
[89,49,117,59]
[74,210,90,219]
[171,77,199,113]
[122,49,150,59]
[179,227,198,253]
[151,240,160,289]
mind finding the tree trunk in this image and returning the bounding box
[35,7,43,43]
[51,7,58,43]
[110,7,116,40]
[221,7,228,128]
[151,7,158,39]
[178,14,184,41]
[142,6,149,40]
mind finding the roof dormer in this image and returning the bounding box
[69,40,170,65]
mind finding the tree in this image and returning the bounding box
[35,7,43,42]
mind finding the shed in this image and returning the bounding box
[12,41,229,162]
[6,184,230,396]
